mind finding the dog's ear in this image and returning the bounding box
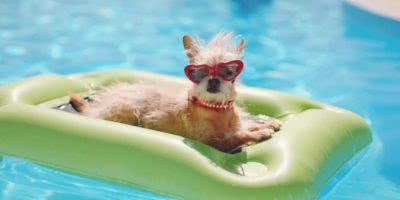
[183,35,198,63]
[236,39,245,55]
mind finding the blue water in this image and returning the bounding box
[1,0,399,199]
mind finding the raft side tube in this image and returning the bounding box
[0,69,373,200]
[0,75,88,106]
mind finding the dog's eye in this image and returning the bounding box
[189,67,209,82]
[218,64,239,79]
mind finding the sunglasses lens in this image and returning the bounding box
[218,63,241,80]
[188,67,209,82]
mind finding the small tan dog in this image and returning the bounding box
[70,32,280,152]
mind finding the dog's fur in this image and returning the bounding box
[70,32,280,152]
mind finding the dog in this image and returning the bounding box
[70,32,280,152]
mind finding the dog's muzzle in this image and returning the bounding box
[207,78,220,93]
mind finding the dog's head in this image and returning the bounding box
[183,32,245,103]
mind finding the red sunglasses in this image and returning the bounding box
[184,60,244,83]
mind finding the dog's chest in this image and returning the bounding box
[188,108,239,140]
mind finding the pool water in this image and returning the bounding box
[1,0,399,199]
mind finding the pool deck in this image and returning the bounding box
[346,0,400,21]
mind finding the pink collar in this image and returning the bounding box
[189,96,234,112]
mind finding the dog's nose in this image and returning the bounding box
[207,78,220,93]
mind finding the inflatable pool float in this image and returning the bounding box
[0,69,371,200]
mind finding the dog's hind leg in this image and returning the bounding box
[69,84,158,125]
[76,95,141,125]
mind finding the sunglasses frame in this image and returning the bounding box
[184,60,244,84]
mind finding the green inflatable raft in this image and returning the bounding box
[0,69,371,200]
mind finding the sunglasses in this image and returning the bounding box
[184,60,244,84]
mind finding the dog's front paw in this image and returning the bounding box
[247,119,281,132]
[264,119,281,131]
[237,119,281,145]
[253,129,274,141]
